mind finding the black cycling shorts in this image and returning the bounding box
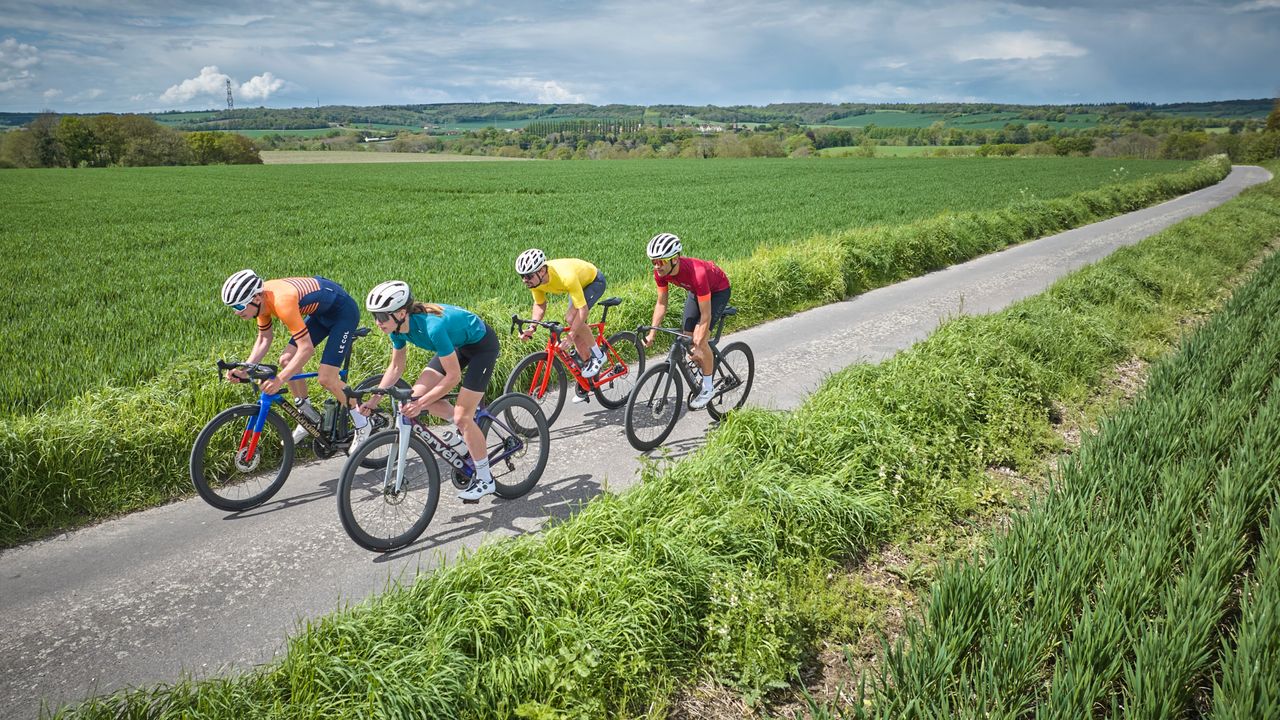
[426,323,500,393]
[682,287,732,332]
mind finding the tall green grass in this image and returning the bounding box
[0,157,1231,547]
[48,163,1278,717]
[855,216,1280,719]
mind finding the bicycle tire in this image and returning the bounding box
[504,351,567,427]
[337,430,441,552]
[624,362,683,451]
[190,404,294,511]
[593,331,645,409]
[352,374,412,468]
[478,393,550,499]
[706,341,755,421]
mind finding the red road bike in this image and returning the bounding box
[506,296,644,427]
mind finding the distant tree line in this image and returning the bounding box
[0,113,261,168]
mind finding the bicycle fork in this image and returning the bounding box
[382,414,414,495]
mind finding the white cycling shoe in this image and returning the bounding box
[580,353,604,379]
[459,476,496,503]
[690,384,715,410]
[347,421,372,456]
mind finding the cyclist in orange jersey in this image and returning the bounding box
[219,270,372,451]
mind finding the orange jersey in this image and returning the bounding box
[255,277,335,342]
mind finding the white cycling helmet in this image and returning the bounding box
[366,280,413,313]
[646,232,682,260]
[515,248,547,275]
[221,269,262,307]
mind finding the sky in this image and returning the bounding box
[0,0,1277,114]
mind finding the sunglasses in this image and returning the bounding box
[520,271,541,281]
[230,303,247,311]
[373,311,397,323]
[652,257,676,266]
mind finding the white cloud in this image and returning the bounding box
[492,77,585,103]
[159,65,287,105]
[68,88,104,102]
[43,88,61,100]
[159,65,230,103]
[238,72,284,100]
[951,32,1087,62]
[0,37,40,92]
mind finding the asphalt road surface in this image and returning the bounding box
[0,165,1269,719]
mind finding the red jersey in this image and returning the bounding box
[653,257,730,301]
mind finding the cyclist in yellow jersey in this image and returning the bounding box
[514,248,608,378]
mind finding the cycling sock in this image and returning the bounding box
[591,344,605,360]
[702,374,714,391]
[349,408,368,428]
[474,457,493,482]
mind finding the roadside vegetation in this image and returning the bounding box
[846,225,1280,719]
[49,161,1280,720]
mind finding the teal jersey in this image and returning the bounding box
[390,305,488,356]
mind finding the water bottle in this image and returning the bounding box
[296,397,322,424]
[320,398,339,434]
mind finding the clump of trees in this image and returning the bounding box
[0,113,261,168]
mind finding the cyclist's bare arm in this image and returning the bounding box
[231,328,275,382]
[521,301,547,340]
[645,287,670,347]
[360,346,407,414]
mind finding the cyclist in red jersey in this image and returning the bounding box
[219,270,372,452]
[643,233,731,410]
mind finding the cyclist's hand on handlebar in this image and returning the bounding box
[400,398,426,419]
[261,376,285,395]
[519,327,535,341]
[227,368,249,384]
[643,330,656,348]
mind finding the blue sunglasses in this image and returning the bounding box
[230,302,248,311]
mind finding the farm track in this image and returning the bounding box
[0,165,1269,719]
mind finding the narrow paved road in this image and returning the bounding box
[0,166,1269,719]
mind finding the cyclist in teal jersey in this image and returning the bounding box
[358,281,502,502]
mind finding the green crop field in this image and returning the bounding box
[819,145,981,157]
[0,157,1189,414]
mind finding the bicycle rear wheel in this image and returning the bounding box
[479,393,550,499]
[706,341,755,421]
[190,404,294,511]
[504,351,568,427]
[337,431,441,552]
[624,363,683,451]
[593,331,645,409]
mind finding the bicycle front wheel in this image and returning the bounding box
[706,341,755,421]
[624,363,683,451]
[479,393,550,499]
[190,404,294,511]
[504,351,567,427]
[593,331,645,409]
[337,431,441,552]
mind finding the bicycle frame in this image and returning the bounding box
[377,395,527,494]
[513,299,630,394]
[222,355,354,464]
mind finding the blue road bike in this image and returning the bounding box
[189,327,404,511]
